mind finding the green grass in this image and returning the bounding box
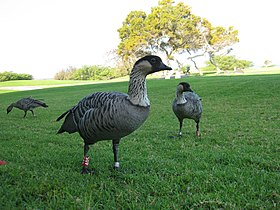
[0,75,279,209]
[0,79,92,86]
[244,66,280,75]
[0,76,134,87]
[0,80,96,94]
[0,77,132,94]
[199,66,280,76]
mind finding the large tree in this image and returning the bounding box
[117,0,239,74]
[117,10,148,69]
[144,1,203,62]
[197,25,239,74]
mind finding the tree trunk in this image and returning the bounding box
[209,52,222,74]
[190,58,203,76]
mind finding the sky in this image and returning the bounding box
[0,0,279,79]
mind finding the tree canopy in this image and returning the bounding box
[117,0,239,73]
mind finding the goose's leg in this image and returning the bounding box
[112,139,120,169]
[178,119,183,137]
[23,111,27,118]
[196,121,201,137]
[81,143,92,174]
[30,110,35,116]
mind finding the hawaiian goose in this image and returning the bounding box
[56,55,172,174]
[7,97,48,118]
[172,82,202,137]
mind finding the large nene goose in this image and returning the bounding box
[7,97,48,118]
[56,55,172,174]
[172,82,202,137]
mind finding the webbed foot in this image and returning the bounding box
[113,162,120,170]
[81,167,94,175]
[168,134,182,138]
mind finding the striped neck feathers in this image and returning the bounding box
[128,70,150,107]
[176,90,187,104]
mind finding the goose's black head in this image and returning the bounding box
[178,82,193,92]
[133,55,172,75]
[7,104,13,114]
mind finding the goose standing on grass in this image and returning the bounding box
[7,97,48,118]
[172,82,202,137]
[56,55,172,174]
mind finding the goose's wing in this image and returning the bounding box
[32,99,48,108]
[184,92,201,102]
[184,92,202,118]
[17,97,48,109]
[77,92,134,142]
[14,97,33,110]
[172,98,179,113]
[57,92,128,135]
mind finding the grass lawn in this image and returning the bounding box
[0,78,131,86]
[0,74,279,209]
[196,66,280,77]
[0,77,132,94]
[0,79,94,86]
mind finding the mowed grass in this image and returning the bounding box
[0,79,93,86]
[0,77,131,94]
[0,77,133,88]
[0,74,279,209]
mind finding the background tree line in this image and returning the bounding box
[54,65,127,80]
[0,71,33,82]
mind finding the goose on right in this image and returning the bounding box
[172,82,202,137]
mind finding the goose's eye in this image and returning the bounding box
[151,58,156,63]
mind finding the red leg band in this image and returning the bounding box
[82,156,90,166]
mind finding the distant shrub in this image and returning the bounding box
[0,71,33,82]
[69,65,116,80]
[54,66,77,80]
[181,65,191,74]
[54,65,122,81]
[263,60,274,68]
[202,55,253,71]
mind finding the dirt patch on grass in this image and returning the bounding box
[0,86,43,91]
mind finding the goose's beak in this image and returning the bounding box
[159,62,172,71]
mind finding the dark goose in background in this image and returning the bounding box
[7,97,48,118]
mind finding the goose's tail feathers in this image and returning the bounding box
[56,110,77,134]
[56,110,69,122]
[34,100,48,108]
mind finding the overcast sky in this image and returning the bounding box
[0,0,279,79]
